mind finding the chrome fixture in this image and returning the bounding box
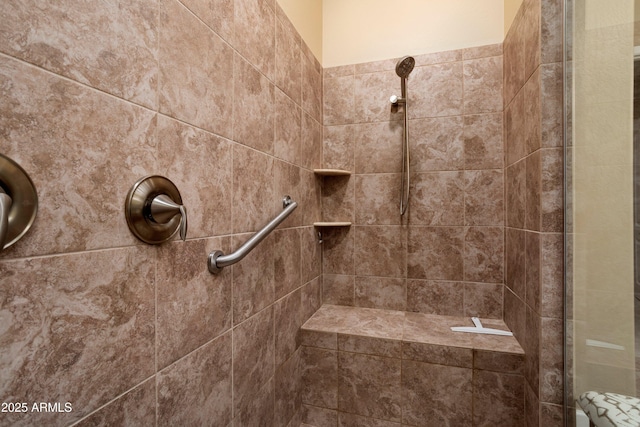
[125,176,187,244]
[208,196,297,273]
[0,154,38,251]
[390,55,415,216]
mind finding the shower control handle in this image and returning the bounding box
[0,190,12,249]
[150,194,188,241]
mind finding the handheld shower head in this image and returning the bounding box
[395,56,415,79]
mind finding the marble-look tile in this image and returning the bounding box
[354,122,403,173]
[157,238,232,369]
[525,380,541,427]
[354,276,406,311]
[526,232,541,314]
[301,346,338,408]
[300,169,322,226]
[322,227,354,275]
[355,174,401,225]
[410,62,464,119]
[525,68,542,156]
[157,116,233,238]
[463,56,503,114]
[274,228,302,299]
[472,370,524,426]
[506,160,527,229]
[464,170,504,226]
[275,349,302,427]
[463,282,503,319]
[234,54,275,154]
[541,148,563,233]
[302,112,323,170]
[339,335,402,359]
[303,404,338,427]
[464,226,504,283]
[339,412,401,427]
[402,341,473,368]
[541,403,564,426]
[0,247,155,426]
[354,226,407,278]
[474,350,524,374]
[157,333,232,427]
[505,87,526,166]
[324,125,356,171]
[0,57,156,258]
[301,226,322,283]
[355,58,397,74]
[541,63,563,148]
[301,277,322,322]
[406,279,465,317]
[526,150,542,231]
[232,232,275,324]
[408,227,464,280]
[410,116,465,172]
[504,8,525,106]
[274,88,301,165]
[409,172,464,226]
[159,0,232,136]
[233,0,275,80]
[525,306,541,393]
[325,65,355,78]
[541,233,563,319]
[541,317,563,405]
[504,288,527,346]
[402,360,472,426]
[233,307,275,417]
[403,312,523,354]
[232,144,275,234]
[75,379,155,427]
[338,352,402,421]
[355,70,403,123]
[403,312,472,349]
[180,0,234,43]
[524,0,541,80]
[302,49,323,123]
[234,377,275,427]
[541,0,563,64]
[506,228,527,300]
[275,17,301,105]
[324,75,354,126]
[274,160,305,228]
[298,329,338,350]
[323,274,355,306]
[462,44,503,60]
[0,0,158,108]
[463,113,504,170]
[323,175,354,223]
[413,50,463,66]
[302,305,405,340]
[275,289,302,366]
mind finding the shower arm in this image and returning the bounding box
[207,196,297,274]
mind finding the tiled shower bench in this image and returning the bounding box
[299,304,525,427]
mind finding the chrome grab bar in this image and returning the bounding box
[208,196,298,274]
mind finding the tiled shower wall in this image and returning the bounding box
[502,0,564,425]
[321,46,506,319]
[321,1,566,426]
[0,1,322,426]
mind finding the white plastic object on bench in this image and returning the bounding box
[450,317,514,336]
